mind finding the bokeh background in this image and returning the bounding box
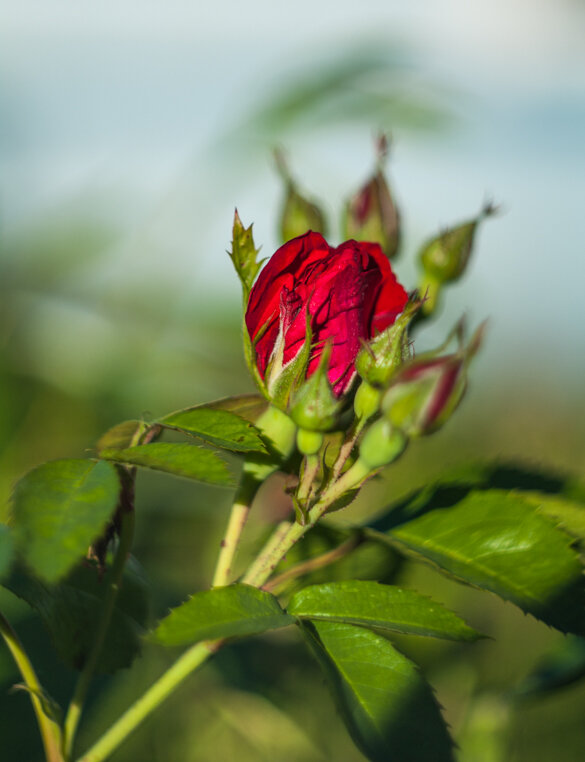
[1,1,584,760]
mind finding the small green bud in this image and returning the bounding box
[289,343,342,431]
[354,381,382,422]
[359,418,407,470]
[275,148,327,243]
[297,428,324,456]
[419,201,496,286]
[355,294,421,387]
[343,134,400,259]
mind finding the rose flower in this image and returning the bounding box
[245,231,408,399]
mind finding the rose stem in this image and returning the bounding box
[212,405,297,588]
[0,611,63,762]
[63,508,135,759]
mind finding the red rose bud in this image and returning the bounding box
[343,134,400,259]
[382,321,486,436]
[275,148,327,243]
[245,232,409,406]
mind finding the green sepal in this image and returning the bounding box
[355,293,421,387]
[265,309,313,409]
[229,210,264,302]
[289,342,342,431]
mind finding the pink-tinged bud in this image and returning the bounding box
[275,148,327,243]
[382,321,486,437]
[343,135,401,259]
[244,231,409,408]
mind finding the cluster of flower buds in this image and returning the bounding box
[229,140,490,521]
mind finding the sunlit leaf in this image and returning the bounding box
[302,621,455,762]
[151,584,294,647]
[289,581,480,641]
[377,490,585,635]
[5,558,150,673]
[100,443,233,485]
[95,420,147,453]
[11,459,120,582]
[158,405,267,454]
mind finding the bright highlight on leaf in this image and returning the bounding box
[11,459,120,582]
[158,406,267,454]
[303,621,455,762]
[100,443,233,486]
[383,490,585,635]
[151,584,294,647]
[288,580,481,641]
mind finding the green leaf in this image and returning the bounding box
[95,420,147,453]
[5,558,150,673]
[518,491,585,544]
[151,584,294,647]
[289,581,480,641]
[382,490,585,634]
[100,443,233,485]
[205,394,268,423]
[302,621,455,762]
[158,405,267,454]
[0,524,14,581]
[11,459,120,582]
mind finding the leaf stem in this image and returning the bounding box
[0,610,63,762]
[75,640,219,762]
[63,508,135,759]
[263,531,363,593]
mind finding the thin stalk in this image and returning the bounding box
[75,640,218,762]
[63,510,135,759]
[0,611,63,762]
[296,454,320,506]
[263,532,362,593]
[212,472,260,588]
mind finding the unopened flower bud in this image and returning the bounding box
[343,134,400,259]
[296,428,324,456]
[355,294,421,388]
[275,148,327,243]
[419,201,496,286]
[289,343,342,431]
[359,418,407,470]
[382,321,485,437]
[354,381,382,422]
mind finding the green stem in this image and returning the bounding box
[63,510,135,759]
[75,640,218,762]
[263,532,362,594]
[0,611,63,762]
[240,521,293,586]
[212,472,259,588]
[243,460,369,589]
[212,405,297,588]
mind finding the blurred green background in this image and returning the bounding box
[1,1,584,760]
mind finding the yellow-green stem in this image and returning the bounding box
[0,611,63,762]
[75,640,218,762]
